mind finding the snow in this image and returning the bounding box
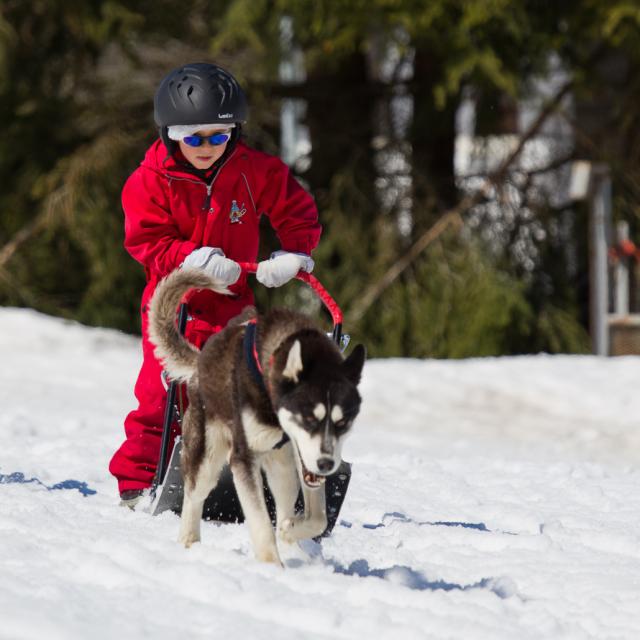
[1,307,640,639]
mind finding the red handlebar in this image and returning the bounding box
[238,262,343,326]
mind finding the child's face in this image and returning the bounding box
[178,127,231,170]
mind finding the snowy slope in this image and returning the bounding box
[1,307,640,640]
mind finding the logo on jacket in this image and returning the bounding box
[229,200,247,224]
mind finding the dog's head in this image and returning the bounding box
[272,332,366,489]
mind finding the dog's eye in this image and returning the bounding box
[334,419,349,429]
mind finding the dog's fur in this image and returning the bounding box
[148,268,365,565]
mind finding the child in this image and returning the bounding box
[109,62,321,507]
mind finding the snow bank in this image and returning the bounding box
[1,308,639,639]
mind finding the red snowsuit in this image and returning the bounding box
[109,140,321,493]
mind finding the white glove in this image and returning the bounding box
[182,247,241,285]
[256,250,314,288]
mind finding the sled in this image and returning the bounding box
[149,263,352,537]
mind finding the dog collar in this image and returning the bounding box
[243,319,290,450]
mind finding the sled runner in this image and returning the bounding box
[149,264,353,537]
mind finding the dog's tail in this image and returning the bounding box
[148,268,231,382]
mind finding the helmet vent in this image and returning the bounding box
[154,63,248,126]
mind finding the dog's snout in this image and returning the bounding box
[317,457,334,474]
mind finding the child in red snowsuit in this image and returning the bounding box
[109,63,321,503]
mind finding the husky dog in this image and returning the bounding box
[148,268,365,565]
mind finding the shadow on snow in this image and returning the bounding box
[0,471,96,496]
[341,511,517,535]
[329,512,518,597]
[329,558,514,598]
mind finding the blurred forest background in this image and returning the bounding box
[1,0,640,357]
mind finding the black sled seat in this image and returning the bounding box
[151,439,351,537]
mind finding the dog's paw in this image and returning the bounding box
[255,546,283,566]
[279,516,304,543]
[178,531,200,548]
[279,515,327,543]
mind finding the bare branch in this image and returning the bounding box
[0,182,71,270]
[0,210,50,270]
[346,77,574,324]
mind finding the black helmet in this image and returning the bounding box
[154,62,248,127]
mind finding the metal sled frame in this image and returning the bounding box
[149,263,352,537]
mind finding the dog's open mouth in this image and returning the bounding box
[303,469,326,488]
[300,459,327,489]
[291,441,328,489]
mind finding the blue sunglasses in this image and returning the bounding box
[182,131,232,147]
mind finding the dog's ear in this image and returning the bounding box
[282,339,303,383]
[342,344,366,385]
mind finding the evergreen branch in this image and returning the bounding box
[0,130,137,272]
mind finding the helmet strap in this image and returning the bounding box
[160,126,177,159]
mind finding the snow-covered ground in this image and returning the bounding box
[1,307,639,640]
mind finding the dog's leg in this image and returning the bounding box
[261,444,300,542]
[278,446,328,543]
[301,483,328,538]
[279,484,328,543]
[230,453,282,565]
[178,413,226,548]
